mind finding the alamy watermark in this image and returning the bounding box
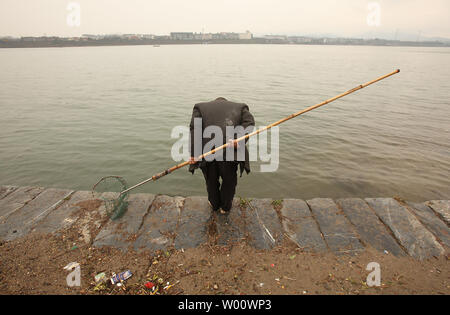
[366,262,381,287]
[67,2,81,27]
[64,262,81,287]
[367,2,381,27]
[171,119,279,172]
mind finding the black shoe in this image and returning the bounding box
[208,201,220,212]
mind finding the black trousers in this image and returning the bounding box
[200,161,238,212]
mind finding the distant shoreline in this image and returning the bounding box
[1,38,449,49]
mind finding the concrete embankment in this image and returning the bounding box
[0,185,448,260]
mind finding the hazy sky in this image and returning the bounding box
[1,0,449,39]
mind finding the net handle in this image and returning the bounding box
[121,69,400,195]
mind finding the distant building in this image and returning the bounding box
[123,34,140,40]
[239,31,253,40]
[264,35,287,41]
[155,35,171,40]
[219,32,240,40]
[288,36,312,44]
[82,34,101,40]
[193,33,203,40]
[170,32,195,40]
[202,33,213,40]
[141,34,155,39]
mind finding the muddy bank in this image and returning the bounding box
[0,232,448,295]
[0,185,449,295]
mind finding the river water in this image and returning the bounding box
[0,44,449,201]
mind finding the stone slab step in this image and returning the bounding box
[93,193,155,251]
[407,202,450,249]
[174,196,212,250]
[307,198,364,255]
[133,195,183,252]
[426,200,450,226]
[0,188,73,241]
[281,199,327,252]
[246,199,284,250]
[365,198,444,260]
[31,190,94,234]
[336,198,406,256]
[0,186,45,220]
[0,185,18,200]
[215,199,247,246]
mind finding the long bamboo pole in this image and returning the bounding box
[121,69,400,195]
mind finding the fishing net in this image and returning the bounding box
[92,176,129,220]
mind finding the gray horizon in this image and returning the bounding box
[1,0,449,40]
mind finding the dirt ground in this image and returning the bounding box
[0,196,448,295]
[1,231,449,295]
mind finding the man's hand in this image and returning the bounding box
[188,157,198,165]
[228,139,239,148]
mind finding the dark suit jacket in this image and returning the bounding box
[189,97,255,176]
